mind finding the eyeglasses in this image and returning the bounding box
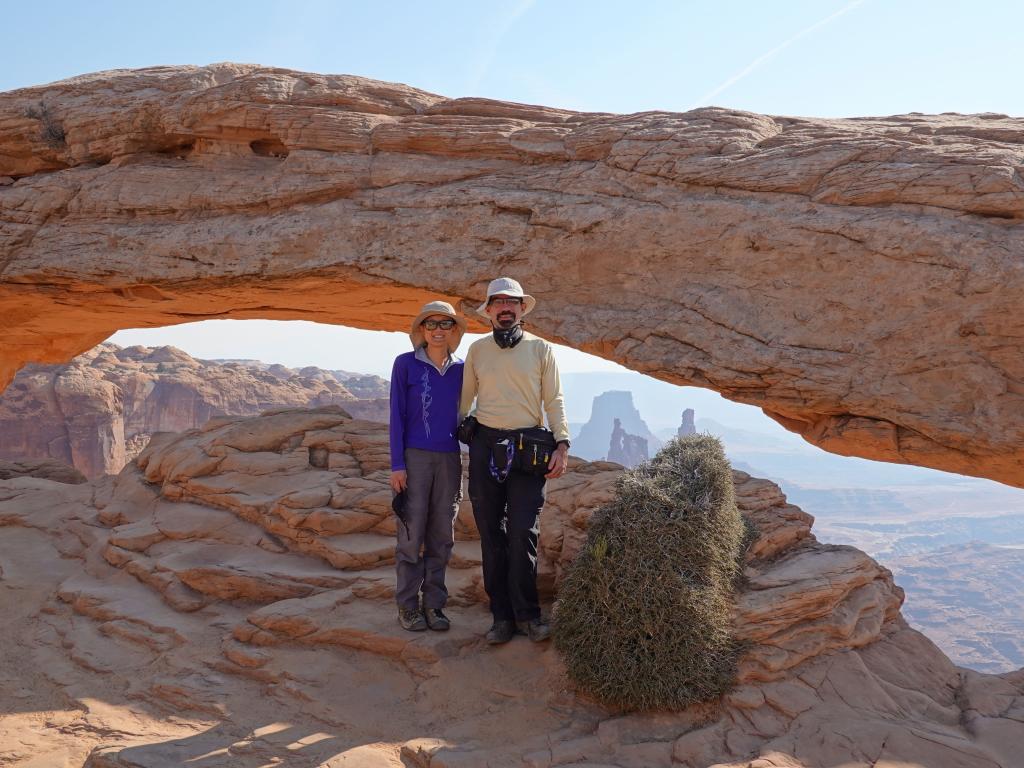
[488,297,522,307]
[422,319,456,330]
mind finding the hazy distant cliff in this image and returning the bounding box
[0,343,389,477]
[572,390,662,463]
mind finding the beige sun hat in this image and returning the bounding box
[475,277,536,318]
[409,300,467,352]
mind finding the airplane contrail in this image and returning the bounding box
[467,0,538,93]
[688,0,867,110]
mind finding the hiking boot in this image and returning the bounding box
[398,607,427,632]
[517,617,551,642]
[424,608,450,632]
[485,620,515,645]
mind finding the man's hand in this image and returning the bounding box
[545,444,569,479]
[390,470,408,493]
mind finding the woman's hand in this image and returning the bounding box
[390,470,408,493]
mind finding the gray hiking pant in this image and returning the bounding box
[395,447,462,611]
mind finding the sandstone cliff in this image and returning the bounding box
[0,407,1020,766]
[4,66,1024,485]
[0,342,388,477]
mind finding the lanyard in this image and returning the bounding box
[488,438,515,483]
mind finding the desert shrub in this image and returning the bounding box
[25,101,66,148]
[553,434,746,711]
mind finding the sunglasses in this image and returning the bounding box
[422,319,456,330]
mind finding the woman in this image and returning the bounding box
[389,300,467,632]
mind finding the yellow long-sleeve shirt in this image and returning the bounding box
[459,331,570,443]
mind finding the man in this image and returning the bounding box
[460,277,570,644]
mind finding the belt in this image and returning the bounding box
[477,423,540,441]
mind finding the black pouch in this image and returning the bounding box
[512,427,557,477]
[457,415,479,445]
[392,490,409,535]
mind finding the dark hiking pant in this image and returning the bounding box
[395,448,462,611]
[468,426,546,622]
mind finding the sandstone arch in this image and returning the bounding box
[3,64,1024,485]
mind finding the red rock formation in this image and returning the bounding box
[1,407,1019,766]
[0,342,388,477]
[0,457,85,483]
[3,66,1024,485]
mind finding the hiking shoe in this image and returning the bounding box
[485,620,515,645]
[398,607,427,632]
[517,617,551,642]
[424,608,450,631]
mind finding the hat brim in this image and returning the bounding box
[409,308,467,352]
[475,294,536,319]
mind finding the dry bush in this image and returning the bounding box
[553,435,745,710]
[25,101,66,148]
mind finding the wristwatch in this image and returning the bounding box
[557,440,571,449]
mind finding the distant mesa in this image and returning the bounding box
[0,342,390,478]
[572,393,701,468]
[572,390,662,463]
[607,417,649,468]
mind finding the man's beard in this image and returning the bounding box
[495,312,517,328]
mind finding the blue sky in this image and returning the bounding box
[5,0,1021,379]
[6,1,1023,116]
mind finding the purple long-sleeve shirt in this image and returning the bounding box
[389,349,464,471]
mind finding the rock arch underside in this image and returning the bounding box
[4,63,1024,486]
[1,65,1024,767]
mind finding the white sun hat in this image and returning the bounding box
[409,300,467,352]
[475,277,537,318]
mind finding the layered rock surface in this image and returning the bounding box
[0,406,1020,766]
[0,456,85,483]
[0,342,388,477]
[4,65,1024,484]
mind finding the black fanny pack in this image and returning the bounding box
[487,425,557,481]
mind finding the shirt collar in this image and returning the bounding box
[415,346,460,375]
